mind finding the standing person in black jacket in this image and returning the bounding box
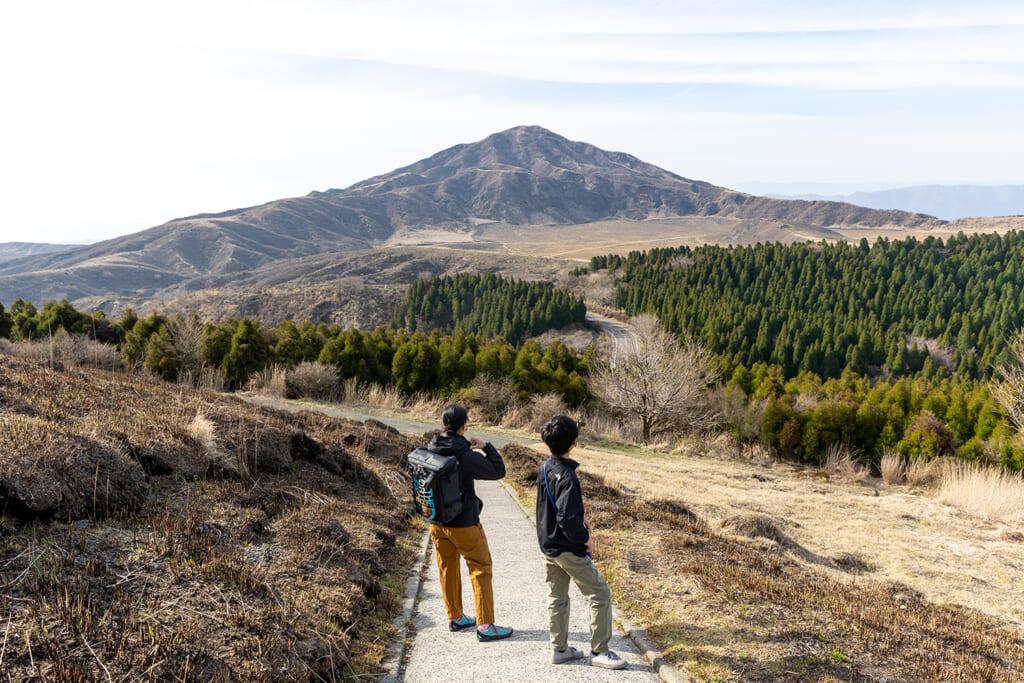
[426,404,514,642]
[536,415,627,669]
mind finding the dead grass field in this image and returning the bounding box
[476,217,827,259]
[0,355,422,681]
[471,216,1022,261]
[499,438,1024,682]
[466,215,1021,261]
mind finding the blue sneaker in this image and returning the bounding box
[476,624,514,642]
[448,615,476,632]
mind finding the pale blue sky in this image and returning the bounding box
[2,0,1023,243]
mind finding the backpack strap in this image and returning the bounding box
[542,462,558,513]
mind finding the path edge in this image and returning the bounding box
[379,523,432,683]
[499,481,689,683]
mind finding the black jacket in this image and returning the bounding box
[426,432,505,528]
[536,455,589,558]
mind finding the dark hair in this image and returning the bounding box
[541,415,578,456]
[441,404,469,433]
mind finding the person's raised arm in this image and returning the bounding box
[461,438,506,479]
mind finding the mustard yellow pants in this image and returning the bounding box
[429,523,495,625]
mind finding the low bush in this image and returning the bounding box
[287,361,340,400]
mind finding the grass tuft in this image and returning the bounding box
[934,460,1024,523]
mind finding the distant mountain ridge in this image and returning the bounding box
[0,125,946,307]
[769,184,1024,221]
[0,242,77,264]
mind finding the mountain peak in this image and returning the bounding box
[1,126,946,307]
[326,124,683,201]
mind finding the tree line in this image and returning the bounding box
[582,233,1024,469]
[596,232,1024,381]
[391,272,587,342]
[0,299,590,405]
[733,364,1015,469]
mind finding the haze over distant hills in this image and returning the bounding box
[762,184,1024,221]
[0,242,77,264]
[0,125,966,312]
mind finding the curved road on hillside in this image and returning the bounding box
[586,313,636,366]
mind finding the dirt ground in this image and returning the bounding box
[498,433,1024,681]
[574,439,1024,628]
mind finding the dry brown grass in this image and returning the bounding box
[177,364,229,393]
[454,374,518,425]
[500,439,1024,682]
[935,460,1024,524]
[579,406,637,444]
[1,333,122,371]
[905,456,946,487]
[335,378,447,423]
[823,443,871,483]
[501,393,570,432]
[245,364,288,398]
[0,355,422,680]
[880,449,906,485]
[477,217,841,260]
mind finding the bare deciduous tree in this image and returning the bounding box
[167,314,205,380]
[590,314,720,444]
[993,329,1024,437]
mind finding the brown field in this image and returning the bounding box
[498,438,1024,682]
[0,356,422,681]
[475,217,835,260]
[474,215,1024,261]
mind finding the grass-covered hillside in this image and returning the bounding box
[0,355,422,681]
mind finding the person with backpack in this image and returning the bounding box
[536,415,627,669]
[424,404,514,642]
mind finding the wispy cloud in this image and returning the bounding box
[1,0,1022,242]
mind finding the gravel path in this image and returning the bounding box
[242,396,666,681]
[402,479,659,682]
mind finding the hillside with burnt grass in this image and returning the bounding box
[0,354,424,681]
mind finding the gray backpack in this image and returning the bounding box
[408,448,464,523]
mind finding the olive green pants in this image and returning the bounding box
[543,552,613,653]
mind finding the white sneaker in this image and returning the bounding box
[552,646,585,664]
[591,649,627,670]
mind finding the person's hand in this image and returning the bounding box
[469,437,486,449]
